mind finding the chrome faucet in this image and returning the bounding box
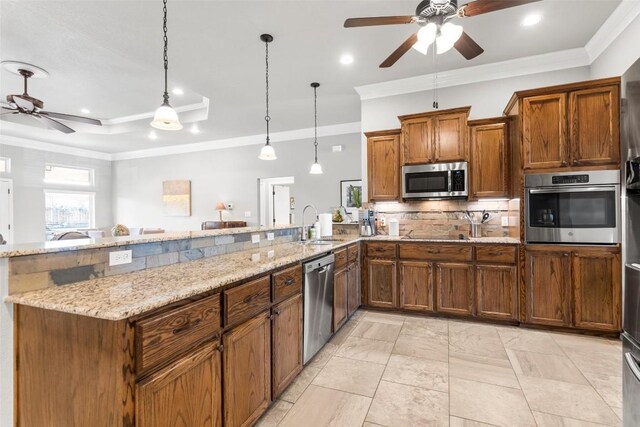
[301,204,319,241]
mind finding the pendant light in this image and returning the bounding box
[150,0,182,130]
[309,82,323,174]
[258,34,276,160]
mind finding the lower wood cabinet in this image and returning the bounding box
[272,294,303,398]
[366,259,397,308]
[347,260,361,317]
[136,343,223,427]
[223,311,272,427]
[435,263,474,316]
[475,264,517,321]
[399,261,434,312]
[334,266,348,331]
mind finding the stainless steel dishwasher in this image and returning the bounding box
[303,253,335,364]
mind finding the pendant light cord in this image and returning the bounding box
[313,85,318,163]
[264,39,271,146]
[162,0,169,105]
[432,44,439,109]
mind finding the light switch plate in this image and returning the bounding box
[109,250,132,266]
[501,216,509,227]
[267,232,274,241]
[244,211,251,218]
[252,234,260,244]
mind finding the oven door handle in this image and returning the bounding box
[625,352,640,382]
[528,186,617,194]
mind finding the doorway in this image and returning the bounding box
[0,179,13,244]
[258,177,294,227]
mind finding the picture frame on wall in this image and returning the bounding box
[340,179,362,210]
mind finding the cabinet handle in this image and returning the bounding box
[284,277,295,286]
[216,344,224,353]
[561,160,568,166]
[274,308,281,315]
[172,318,202,335]
[563,253,570,257]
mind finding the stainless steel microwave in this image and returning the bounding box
[402,162,468,200]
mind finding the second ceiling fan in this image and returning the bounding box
[344,0,540,68]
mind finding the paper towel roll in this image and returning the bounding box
[389,219,400,237]
[319,213,333,237]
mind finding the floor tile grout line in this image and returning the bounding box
[532,408,619,427]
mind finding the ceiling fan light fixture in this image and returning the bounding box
[151,101,183,130]
[436,22,463,54]
[412,22,437,55]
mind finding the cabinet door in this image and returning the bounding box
[569,85,620,166]
[366,259,397,308]
[137,343,222,427]
[334,267,348,331]
[367,134,400,201]
[272,294,303,398]
[434,112,467,162]
[572,249,621,331]
[399,261,434,312]
[525,249,571,327]
[475,265,518,321]
[223,311,271,427]
[470,122,509,199]
[402,119,433,164]
[347,261,361,317]
[522,94,568,169]
[435,263,474,316]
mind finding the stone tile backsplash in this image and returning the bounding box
[8,227,301,294]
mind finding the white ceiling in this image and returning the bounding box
[0,0,622,154]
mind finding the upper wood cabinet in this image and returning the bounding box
[522,93,568,170]
[469,118,510,199]
[137,343,223,427]
[366,130,401,202]
[272,294,303,398]
[399,107,470,165]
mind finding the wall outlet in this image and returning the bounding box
[267,250,275,258]
[226,203,234,210]
[252,234,260,244]
[380,217,386,226]
[109,250,132,266]
[267,232,274,241]
[244,211,251,218]
[501,216,509,227]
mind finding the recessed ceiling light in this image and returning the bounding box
[522,13,541,27]
[148,130,158,140]
[80,108,91,114]
[190,124,200,134]
[340,54,354,65]
[172,87,184,95]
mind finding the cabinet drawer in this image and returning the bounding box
[273,265,302,302]
[224,276,271,326]
[476,245,517,264]
[347,244,359,262]
[136,293,222,374]
[366,242,397,259]
[334,248,348,269]
[399,243,472,262]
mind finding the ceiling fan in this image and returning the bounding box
[0,61,102,134]
[344,0,541,68]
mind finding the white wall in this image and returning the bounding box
[0,143,112,244]
[591,12,640,80]
[112,133,361,230]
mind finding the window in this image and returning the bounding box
[44,164,94,186]
[0,157,10,174]
[45,191,95,232]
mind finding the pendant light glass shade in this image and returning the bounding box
[151,102,182,130]
[309,162,323,174]
[412,22,437,55]
[259,144,277,160]
[436,22,463,54]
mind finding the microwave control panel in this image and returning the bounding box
[452,170,466,192]
[552,174,589,184]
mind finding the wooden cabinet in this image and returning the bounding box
[136,343,223,427]
[399,261,434,312]
[223,311,271,427]
[334,266,348,331]
[272,294,303,398]
[366,259,397,308]
[572,249,621,331]
[522,93,567,170]
[475,265,517,321]
[347,260,360,317]
[525,248,571,327]
[569,85,620,166]
[366,130,401,201]
[469,118,510,199]
[435,263,474,316]
[399,107,470,165]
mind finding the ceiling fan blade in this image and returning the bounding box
[454,31,484,60]
[461,0,541,17]
[2,106,18,111]
[33,115,75,134]
[380,32,419,68]
[344,16,415,28]
[0,111,18,116]
[39,110,102,126]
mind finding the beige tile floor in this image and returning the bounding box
[256,309,623,427]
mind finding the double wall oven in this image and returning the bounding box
[525,170,621,245]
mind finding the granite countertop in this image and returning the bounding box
[0,225,300,258]
[4,235,520,320]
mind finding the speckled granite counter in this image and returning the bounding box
[4,235,520,320]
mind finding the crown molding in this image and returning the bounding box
[584,0,640,63]
[0,135,112,161]
[110,121,362,161]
